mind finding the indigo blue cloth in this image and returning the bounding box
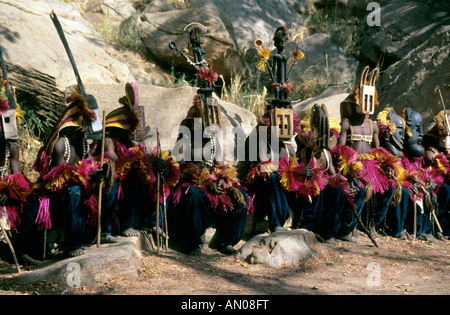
[318,186,347,239]
[117,171,165,231]
[253,173,291,232]
[168,186,247,253]
[437,184,450,236]
[336,179,366,238]
[100,179,118,237]
[386,186,410,237]
[292,180,366,240]
[51,184,86,252]
[374,188,395,227]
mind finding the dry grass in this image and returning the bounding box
[17,121,42,183]
[220,74,267,122]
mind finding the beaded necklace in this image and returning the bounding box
[62,136,89,164]
[0,142,10,178]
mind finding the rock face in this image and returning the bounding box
[189,0,305,51]
[360,0,450,67]
[287,32,359,90]
[375,25,450,131]
[86,84,257,157]
[237,229,318,268]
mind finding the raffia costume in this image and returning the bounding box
[0,79,32,232]
[338,67,402,231]
[375,107,411,238]
[421,110,450,237]
[399,107,436,239]
[105,82,180,234]
[28,85,117,256]
[168,94,248,254]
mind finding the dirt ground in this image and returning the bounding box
[0,231,448,296]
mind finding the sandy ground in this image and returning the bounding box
[0,231,448,296]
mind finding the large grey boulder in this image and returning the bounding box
[293,85,352,122]
[129,7,248,83]
[310,0,392,18]
[86,84,257,159]
[237,229,318,268]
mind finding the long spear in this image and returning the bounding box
[96,110,106,247]
[50,10,102,139]
[155,128,169,252]
[155,128,161,254]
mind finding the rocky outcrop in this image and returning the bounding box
[8,235,150,287]
[287,33,360,89]
[360,0,450,67]
[376,25,450,131]
[0,0,168,119]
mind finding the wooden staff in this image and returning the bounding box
[155,128,161,254]
[351,206,378,248]
[413,201,417,239]
[0,215,20,273]
[97,110,106,247]
[162,176,168,251]
[156,129,169,252]
[432,210,443,234]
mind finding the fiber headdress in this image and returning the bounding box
[105,92,140,135]
[0,80,10,114]
[33,85,96,175]
[424,110,450,139]
[377,107,396,137]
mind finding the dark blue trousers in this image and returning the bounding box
[318,186,348,239]
[386,186,410,237]
[253,173,291,232]
[374,188,395,227]
[336,179,366,237]
[101,180,119,236]
[51,184,86,252]
[117,171,164,231]
[51,180,118,252]
[437,184,450,236]
[296,181,365,240]
[168,186,248,253]
[17,180,118,257]
[16,195,44,259]
[292,191,323,231]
